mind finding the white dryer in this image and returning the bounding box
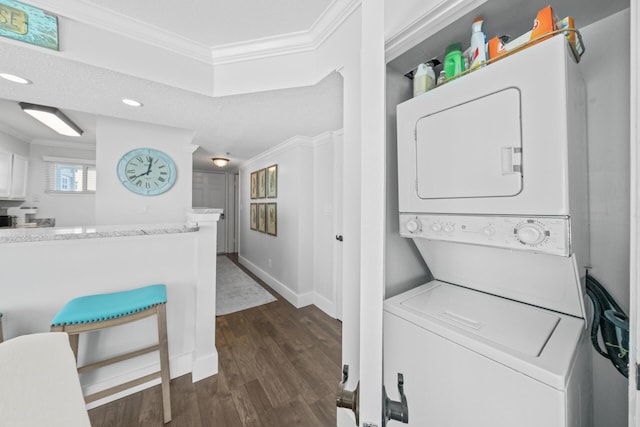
[386,35,592,426]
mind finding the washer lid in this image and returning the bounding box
[400,282,559,357]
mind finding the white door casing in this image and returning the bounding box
[358,0,386,424]
[629,1,639,425]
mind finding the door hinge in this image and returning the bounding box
[636,364,640,391]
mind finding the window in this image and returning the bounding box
[43,156,96,194]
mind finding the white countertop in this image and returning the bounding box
[0,223,199,244]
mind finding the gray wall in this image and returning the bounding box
[581,9,630,427]
[384,67,431,298]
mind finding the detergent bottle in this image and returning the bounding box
[469,18,487,69]
[413,63,429,97]
[444,43,465,79]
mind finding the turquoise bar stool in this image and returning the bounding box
[51,284,172,423]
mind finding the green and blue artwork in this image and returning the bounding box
[0,0,58,50]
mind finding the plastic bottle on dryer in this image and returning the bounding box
[413,63,429,97]
[469,18,487,69]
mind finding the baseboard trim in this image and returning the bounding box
[239,255,303,307]
[314,292,337,318]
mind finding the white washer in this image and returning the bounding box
[388,36,592,426]
[384,282,591,426]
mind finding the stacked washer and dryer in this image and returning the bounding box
[385,35,592,426]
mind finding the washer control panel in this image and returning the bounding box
[400,214,570,256]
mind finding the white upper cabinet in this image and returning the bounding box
[9,154,28,199]
[0,151,28,200]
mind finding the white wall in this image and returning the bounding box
[0,131,29,157]
[28,143,96,226]
[384,67,432,298]
[239,135,316,307]
[95,117,196,225]
[580,10,631,427]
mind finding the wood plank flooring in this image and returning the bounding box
[88,254,342,426]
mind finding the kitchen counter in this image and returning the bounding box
[0,222,199,244]
[0,211,221,406]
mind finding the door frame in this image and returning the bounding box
[629,1,639,425]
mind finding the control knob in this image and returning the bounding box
[405,218,422,234]
[515,222,547,245]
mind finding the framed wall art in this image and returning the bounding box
[257,203,266,232]
[250,171,258,199]
[266,203,277,236]
[266,164,277,198]
[250,203,257,230]
[257,168,266,198]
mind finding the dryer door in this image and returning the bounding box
[415,87,522,199]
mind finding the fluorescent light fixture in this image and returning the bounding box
[212,157,229,168]
[0,73,31,84]
[122,98,143,107]
[19,102,83,137]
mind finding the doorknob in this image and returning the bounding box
[336,235,343,242]
[336,365,359,424]
[383,373,409,424]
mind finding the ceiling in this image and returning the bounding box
[0,0,343,172]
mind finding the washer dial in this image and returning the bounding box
[514,221,548,246]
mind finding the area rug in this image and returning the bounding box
[216,256,276,315]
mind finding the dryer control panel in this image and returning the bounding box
[400,214,570,256]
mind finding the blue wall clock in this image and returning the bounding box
[117,148,177,196]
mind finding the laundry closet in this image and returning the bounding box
[383,1,631,426]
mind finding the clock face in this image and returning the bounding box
[116,148,177,196]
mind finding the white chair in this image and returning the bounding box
[0,332,91,427]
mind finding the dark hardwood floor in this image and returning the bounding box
[88,253,342,426]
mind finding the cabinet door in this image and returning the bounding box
[10,154,28,199]
[0,151,12,198]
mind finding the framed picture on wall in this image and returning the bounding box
[250,203,257,230]
[250,171,258,199]
[266,164,277,198]
[266,203,277,236]
[258,203,266,232]
[257,168,266,198]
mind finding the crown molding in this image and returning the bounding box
[24,0,216,64]
[0,124,30,143]
[240,129,344,170]
[385,0,487,63]
[25,0,361,66]
[209,0,362,65]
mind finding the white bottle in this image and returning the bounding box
[413,63,429,97]
[424,62,436,91]
[469,18,487,69]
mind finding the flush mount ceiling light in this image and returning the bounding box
[212,157,229,168]
[0,73,31,84]
[19,102,83,137]
[122,98,143,107]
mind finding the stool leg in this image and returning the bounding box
[69,333,80,361]
[157,304,172,423]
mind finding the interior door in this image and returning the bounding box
[334,132,344,320]
[193,171,227,253]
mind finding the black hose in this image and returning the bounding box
[585,270,629,378]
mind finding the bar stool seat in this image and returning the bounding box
[51,284,171,423]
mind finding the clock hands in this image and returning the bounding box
[131,157,154,179]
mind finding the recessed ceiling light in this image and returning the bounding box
[122,98,143,107]
[0,73,32,84]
